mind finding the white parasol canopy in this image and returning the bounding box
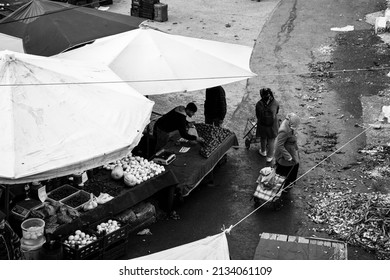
[56,27,257,95]
[0,33,24,53]
[0,50,154,184]
[133,232,230,260]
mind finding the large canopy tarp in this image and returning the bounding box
[0,50,154,184]
[133,232,230,260]
[0,0,144,56]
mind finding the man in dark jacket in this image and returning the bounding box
[0,211,21,260]
[255,88,280,163]
[154,102,204,152]
[204,86,227,127]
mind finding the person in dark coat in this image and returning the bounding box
[0,211,21,260]
[255,88,280,163]
[204,86,227,127]
[274,113,301,190]
[154,102,204,152]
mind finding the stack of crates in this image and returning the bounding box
[131,0,159,20]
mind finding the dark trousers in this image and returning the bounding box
[205,116,224,127]
[275,163,299,190]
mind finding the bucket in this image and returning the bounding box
[21,218,45,240]
[154,3,168,22]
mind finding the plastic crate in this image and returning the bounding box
[61,190,91,210]
[90,219,129,248]
[103,224,129,248]
[101,240,128,259]
[46,184,79,202]
[62,233,103,260]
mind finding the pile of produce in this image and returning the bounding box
[103,154,165,187]
[30,201,80,233]
[195,123,233,158]
[63,229,98,248]
[308,190,390,259]
[95,219,121,234]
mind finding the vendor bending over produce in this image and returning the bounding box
[153,102,204,152]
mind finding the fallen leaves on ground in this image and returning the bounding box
[308,190,390,259]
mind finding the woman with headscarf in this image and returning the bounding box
[255,88,280,163]
[274,112,301,191]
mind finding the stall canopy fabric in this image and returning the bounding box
[133,232,230,260]
[0,0,144,56]
[56,27,257,95]
[0,50,154,184]
[0,32,23,52]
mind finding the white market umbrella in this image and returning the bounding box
[133,232,230,260]
[0,33,24,53]
[0,50,154,184]
[56,27,257,95]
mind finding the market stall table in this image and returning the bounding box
[163,132,238,197]
[52,169,178,237]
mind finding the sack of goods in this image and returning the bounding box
[256,167,285,190]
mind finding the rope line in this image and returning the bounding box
[226,124,374,233]
[1,67,389,87]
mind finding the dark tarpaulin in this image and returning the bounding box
[0,0,144,56]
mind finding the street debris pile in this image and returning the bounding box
[308,190,390,259]
[307,61,334,78]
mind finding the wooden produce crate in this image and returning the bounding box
[254,232,348,260]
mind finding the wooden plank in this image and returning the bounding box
[276,234,288,242]
[287,235,299,243]
[298,236,309,244]
[268,233,277,240]
[261,232,270,239]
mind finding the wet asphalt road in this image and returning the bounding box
[123,0,383,260]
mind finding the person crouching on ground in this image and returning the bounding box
[255,88,280,163]
[204,86,227,127]
[274,113,301,191]
[0,211,21,260]
[153,102,204,152]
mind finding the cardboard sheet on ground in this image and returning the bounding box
[0,50,154,184]
[133,232,230,260]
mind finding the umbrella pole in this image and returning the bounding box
[0,185,10,219]
[5,185,9,219]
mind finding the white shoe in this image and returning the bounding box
[258,150,267,157]
[266,157,273,163]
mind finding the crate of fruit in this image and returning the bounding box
[61,190,91,210]
[91,219,129,248]
[46,184,79,202]
[62,229,102,260]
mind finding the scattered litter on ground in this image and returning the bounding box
[331,25,355,32]
[308,191,390,259]
[137,228,152,235]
